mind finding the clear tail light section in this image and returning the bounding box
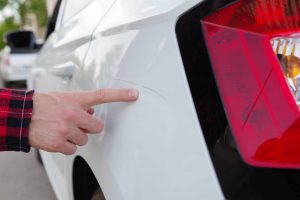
[271,36,300,104]
[202,0,300,169]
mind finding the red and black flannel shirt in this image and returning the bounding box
[0,88,34,152]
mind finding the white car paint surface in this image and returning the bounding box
[30,0,224,199]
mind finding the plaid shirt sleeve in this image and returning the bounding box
[0,88,34,152]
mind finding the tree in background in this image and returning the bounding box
[0,0,8,9]
[0,0,48,49]
[18,0,47,27]
[0,17,19,48]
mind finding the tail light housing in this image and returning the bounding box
[3,56,10,66]
[202,0,300,169]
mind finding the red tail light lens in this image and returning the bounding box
[4,56,10,66]
[202,0,300,168]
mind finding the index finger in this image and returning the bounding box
[75,88,139,108]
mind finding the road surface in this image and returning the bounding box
[0,149,56,200]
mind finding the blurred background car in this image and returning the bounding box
[0,0,54,89]
[0,30,41,88]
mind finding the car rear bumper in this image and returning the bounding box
[0,66,31,81]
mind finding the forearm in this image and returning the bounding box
[0,88,34,152]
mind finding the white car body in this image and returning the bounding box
[30,0,224,199]
[0,46,37,82]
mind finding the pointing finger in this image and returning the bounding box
[76,89,139,108]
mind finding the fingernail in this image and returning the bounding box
[87,108,94,115]
[128,89,139,99]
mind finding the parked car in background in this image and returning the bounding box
[0,30,41,88]
[24,0,300,199]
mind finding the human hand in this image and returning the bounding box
[29,89,139,155]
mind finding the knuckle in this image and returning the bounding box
[65,146,77,155]
[89,119,103,133]
[50,139,63,150]
[78,135,88,146]
[62,108,76,121]
[96,90,105,101]
[58,124,69,135]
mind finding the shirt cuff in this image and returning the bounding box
[0,89,34,153]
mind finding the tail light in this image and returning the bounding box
[201,0,300,169]
[4,56,10,66]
